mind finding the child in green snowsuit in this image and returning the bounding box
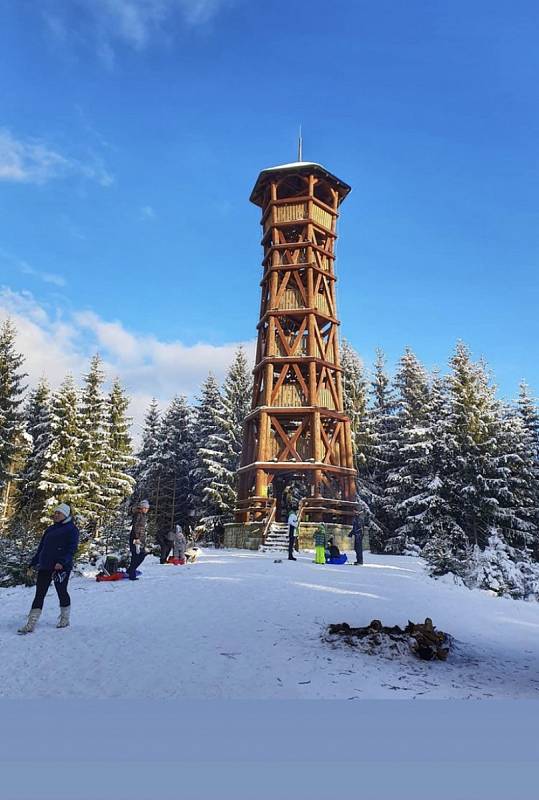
[314,525,327,564]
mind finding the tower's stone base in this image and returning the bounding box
[297,522,353,552]
[224,521,367,552]
[224,522,265,550]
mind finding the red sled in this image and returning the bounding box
[167,557,186,566]
[96,569,141,582]
[96,572,124,582]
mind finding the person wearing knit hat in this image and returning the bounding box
[18,502,80,634]
[55,503,71,521]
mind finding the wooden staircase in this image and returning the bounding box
[260,522,289,552]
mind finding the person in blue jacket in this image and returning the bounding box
[18,503,80,635]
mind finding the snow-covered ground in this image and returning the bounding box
[1,549,538,699]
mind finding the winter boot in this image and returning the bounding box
[56,606,70,628]
[17,608,41,635]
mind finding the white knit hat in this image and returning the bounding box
[139,499,150,509]
[55,503,71,519]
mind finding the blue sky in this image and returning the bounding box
[1,0,538,428]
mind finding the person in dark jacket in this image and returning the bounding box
[18,503,80,634]
[326,537,348,565]
[213,521,225,549]
[327,537,340,560]
[349,516,364,565]
[128,499,149,580]
[157,526,173,564]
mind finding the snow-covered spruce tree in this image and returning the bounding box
[39,375,82,522]
[340,340,377,527]
[384,348,432,553]
[414,372,473,578]
[78,355,108,533]
[153,395,196,539]
[423,344,519,581]
[199,347,252,523]
[366,349,399,552]
[515,382,539,558]
[493,403,538,553]
[17,379,53,530]
[516,382,539,453]
[102,379,135,514]
[341,340,370,469]
[443,345,505,547]
[472,529,539,600]
[0,319,27,529]
[191,373,225,534]
[132,398,161,506]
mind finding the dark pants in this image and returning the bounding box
[31,569,71,609]
[159,541,171,564]
[288,526,297,559]
[128,544,147,579]
[353,536,364,564]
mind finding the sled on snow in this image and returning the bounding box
[96,569,141,582]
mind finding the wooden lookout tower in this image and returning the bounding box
[230,160,359,546]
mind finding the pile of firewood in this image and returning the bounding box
[327,617,451,661]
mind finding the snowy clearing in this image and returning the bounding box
[1,549,538,699]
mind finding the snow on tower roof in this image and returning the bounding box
[250,161,351,206]
[261,161,323,170]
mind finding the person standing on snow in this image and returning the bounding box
[18,503,80,634]
[213,521,225,549]
[313,524,327,565]
[157,525,173,564]
[349,516,364,565]
[128,499,150,580]
[172,524,186,562]
[287,508,298,561]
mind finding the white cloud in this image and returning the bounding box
[43,0,231,64]
[0,128,114,187]
[140,205,156,220]
[0,287,255,440]
[0,249,67,288]
[19,261,66,288]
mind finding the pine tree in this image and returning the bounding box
[366,349,399,552]
[494,403,538,553]
[415,372,467,569]
[384,348,431,553]
[515,382,539,558]
[132,398,161,505]
[340,339,376,526]
[200,347,252,521]
[448,346,518,548]
[191,373,225,533]
[102,379,135,513]
[423,343,518,577]
[39,375,81,522]
[78,355,108,532]
[0,320,27,529]
[153,395,196,537]
[472,529,539,599]
[341,340,369,469]
[18,379,53,529]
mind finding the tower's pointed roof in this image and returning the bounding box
[250,161,351,207]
